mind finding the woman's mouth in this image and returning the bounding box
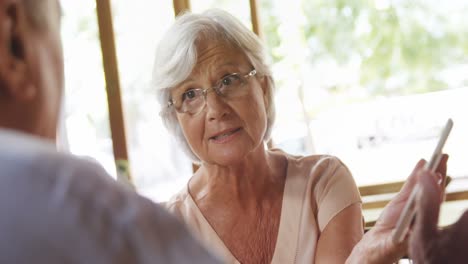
[209,128,242,143]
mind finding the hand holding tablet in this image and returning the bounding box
[392,118,453,244]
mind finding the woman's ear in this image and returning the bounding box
[0,0,36,101]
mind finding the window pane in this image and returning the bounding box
[112,0,192,201]
[259,0,468,186]
[60,0,116,176]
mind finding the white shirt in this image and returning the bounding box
[0,129,220,264]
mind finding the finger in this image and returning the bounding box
[436,154,449,203]
[436,154,448,177]
[409,170,441,263]
[413,170,441,244]
[378,160,427,228]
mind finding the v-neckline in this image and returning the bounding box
[186,153,307,263]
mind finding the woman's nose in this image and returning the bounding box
[205,91,230,121]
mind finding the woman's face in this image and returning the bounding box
[172,39,269,166]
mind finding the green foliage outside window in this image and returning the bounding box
[261,0,468,98]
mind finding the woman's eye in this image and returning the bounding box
[221,75,239,86]
[182,89,198,101]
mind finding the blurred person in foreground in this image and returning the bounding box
[153,9,448,263]
[0,0,218,263]
[409,166,468,263]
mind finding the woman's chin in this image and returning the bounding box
[200,138,263,166]
[207,148,250,166]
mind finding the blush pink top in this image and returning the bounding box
[165,150,362,263]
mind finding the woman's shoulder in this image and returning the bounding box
[295,155,349,183]
[270,148,347,172]
[292,153,344,166]
[270,149,354,193]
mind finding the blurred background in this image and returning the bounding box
[59,0,468,225]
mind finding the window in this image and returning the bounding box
[61,0,192,201]
[61,0,116,175]
[258,0,468,225]
[112,0,192,201]
[259,0,468,186]
[61,0,468,225]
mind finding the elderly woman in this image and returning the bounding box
[153,9,447,264]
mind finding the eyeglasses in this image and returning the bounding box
[167,69,257,115]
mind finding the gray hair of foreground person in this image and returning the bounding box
[152,9,276,162]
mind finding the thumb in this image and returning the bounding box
[397,159,426,200]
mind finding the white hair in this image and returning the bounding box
[152,9,276,162]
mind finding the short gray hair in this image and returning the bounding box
[152,9,276,162]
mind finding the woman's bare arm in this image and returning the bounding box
[315,203,364,263]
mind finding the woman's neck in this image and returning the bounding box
[190,147,287,208]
